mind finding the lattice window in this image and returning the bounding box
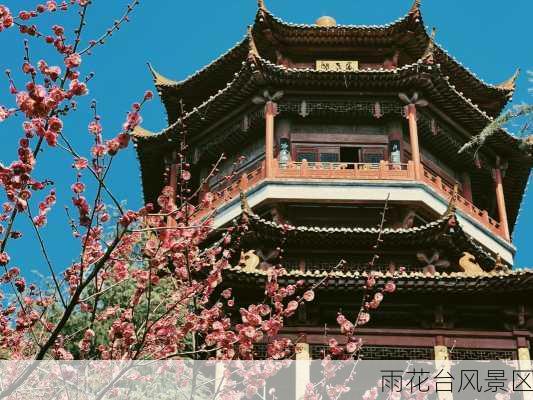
[277,100,404,118]
[311,345,328,360]
[310,345,434,360]
[320,152,340,163]
[361,346,434,360]
[253,344,268,360]
[450,348,517,360]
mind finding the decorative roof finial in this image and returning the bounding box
[247,26,260,61]
[408,0,422,16]
[421,27,436,64]
[496,68,520,91]
[257,0,266,11]
[146,62,178,86]
[315,16,337,27]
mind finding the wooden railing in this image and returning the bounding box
[421,169,502,237]
[194,162,266,221]
[194,158,507,240]
[274,160,414,181]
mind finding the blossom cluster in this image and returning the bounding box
[0,3,398,388]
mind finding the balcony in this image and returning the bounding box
[196,159,506,241]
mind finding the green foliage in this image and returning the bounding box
[45,273,190,359]
[459,104,533,155]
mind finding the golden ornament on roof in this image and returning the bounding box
[315,16,337,27]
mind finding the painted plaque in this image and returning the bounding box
[316,60,359,72]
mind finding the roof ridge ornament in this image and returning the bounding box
[146,62,178,87]
[421,27,436,64]
[247,26,260,62]
[315,16,337,27]
[458,252,484,275]
[257,0,267,11]
[494,254,509,272]
[496,68,520,91]
[408,0,422,17]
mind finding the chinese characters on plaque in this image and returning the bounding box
[316,60,359,72]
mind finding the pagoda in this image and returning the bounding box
[134,1,533,361]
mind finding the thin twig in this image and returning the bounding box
[26,207,66,307]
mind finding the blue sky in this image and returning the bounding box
[0,0,531,279]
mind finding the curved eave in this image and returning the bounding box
[225,267,533,294]
[243,211,496,269]
[155,1,513,121]
[135,60,261,203]
[258,57,528,162]
[254,4,514,116]
[254,0,422,35]
[246,210,452,237]
[257,58,518,139]
[136,59,532,221]
[156,37,250,122]
[131,125,156,138]
[134,138,166,206]
[432,45,515,117]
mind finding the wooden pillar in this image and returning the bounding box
[434,336,453,400]
[461,172,473,202]
[295,340,310,400]
[265,101,277,178]
[517,341,533,400]
[434,335,449,361]
[493,167,510,241]
[406,104,422,180]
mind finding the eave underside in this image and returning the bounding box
[240,211,497,270]
[225,267,533,294]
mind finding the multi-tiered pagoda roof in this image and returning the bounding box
[134,0,531,233]
[151,0,517,121]
[136,0,533,361]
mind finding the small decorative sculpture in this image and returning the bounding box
[239,250,260,272]
[494,254,509,272]
[238,248,281,272]
[390,143,401,164]
[278,140,291,167]
[458,252,483,275]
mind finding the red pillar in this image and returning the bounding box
[406,104,422,180]
[264,101,277,178]
[493,167,510,241]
